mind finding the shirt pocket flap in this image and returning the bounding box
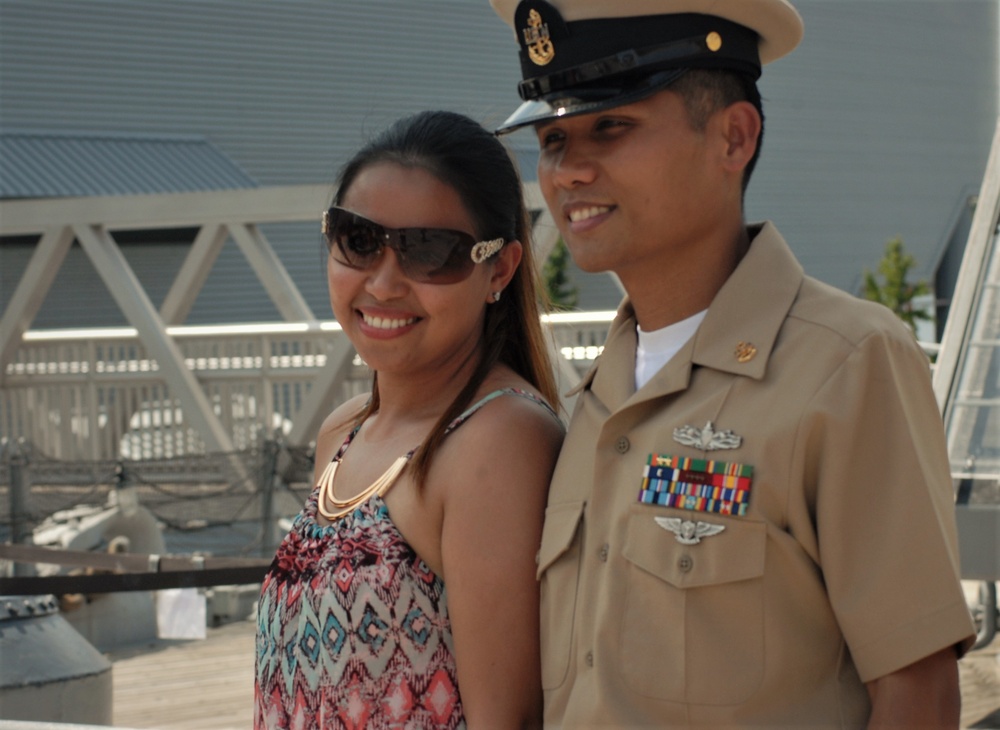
[537,501,586,579]
[622,508,766,589]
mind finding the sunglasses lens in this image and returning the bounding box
[324,208,481,284]
[327,214,381,269]
[398,229,473,283]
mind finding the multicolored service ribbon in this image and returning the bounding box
[638,453,754,516]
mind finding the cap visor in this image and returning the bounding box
[495,68,687,134]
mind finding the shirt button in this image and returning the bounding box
[615,437,630,454]
[678,555,694,573]
[598,544,609,562]
[585,651,594,667]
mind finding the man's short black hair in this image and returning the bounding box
[670,69,764,194]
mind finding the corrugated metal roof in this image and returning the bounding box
[0,131,257,199]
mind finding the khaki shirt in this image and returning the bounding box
[540,223,975,728]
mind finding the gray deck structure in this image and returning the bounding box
[0,0,996,326]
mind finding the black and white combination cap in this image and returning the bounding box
[490,0,804,133]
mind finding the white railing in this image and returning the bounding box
[0,314,615,461]
[2,312,944,464]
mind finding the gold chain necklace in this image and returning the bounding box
[316,454,410,521]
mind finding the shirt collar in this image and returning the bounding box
[581,222,804,407]
[691,221,803,379]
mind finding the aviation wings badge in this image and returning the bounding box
[654,516,726,545]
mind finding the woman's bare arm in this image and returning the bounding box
[438,395,564,729]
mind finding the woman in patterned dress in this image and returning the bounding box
[255,110,564,729]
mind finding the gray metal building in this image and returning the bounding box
[1,0,997,327]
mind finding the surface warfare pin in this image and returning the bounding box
[673,420,741,451]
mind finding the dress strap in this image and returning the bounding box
[332,422,363,462]
[441,387,561,437]
[331,388,558,463]
[333,387,562,461]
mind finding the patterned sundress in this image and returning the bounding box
[254,388,558,730]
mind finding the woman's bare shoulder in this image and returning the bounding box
[470,385,564,442]
[474,367,565,432]
[442,379,565,495]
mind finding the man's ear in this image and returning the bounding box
[719,101,761,174]
[488,240,523,298]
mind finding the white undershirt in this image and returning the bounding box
[635,310,708,390]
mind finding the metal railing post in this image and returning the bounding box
[7,439,36,577]
[258,436,281,558]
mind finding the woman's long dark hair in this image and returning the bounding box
[331,110,558,487]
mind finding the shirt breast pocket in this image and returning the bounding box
[537,500,586,690]
[619,505,766,704]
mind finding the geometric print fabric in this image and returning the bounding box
[254,389,556,729]
[254,493,464,729]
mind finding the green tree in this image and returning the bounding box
[862,236,932,333]
[542,237,579,310]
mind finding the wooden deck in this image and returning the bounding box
[108,615,1000,729]
[110,620,255,730]
[962,633,1000,730]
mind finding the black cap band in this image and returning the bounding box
[518,35,704,100]
[515,3,762,97]
[496,1,768,134]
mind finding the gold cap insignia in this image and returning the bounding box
[706,31,723,52]
[735,341,757,363]
[523,9,555,66]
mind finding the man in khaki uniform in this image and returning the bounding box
[490,0,976,726]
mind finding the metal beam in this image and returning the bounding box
[532,206,561,267]
[934,117,1000,410]
[227,223,316,322]
[159,224,230,325]
[285,332,358,447]
[0,184,333,235]
[72,224,236,454]
[525,181,559,267]
[0,226,75,376]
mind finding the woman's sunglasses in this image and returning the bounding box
[322,207,505,284]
